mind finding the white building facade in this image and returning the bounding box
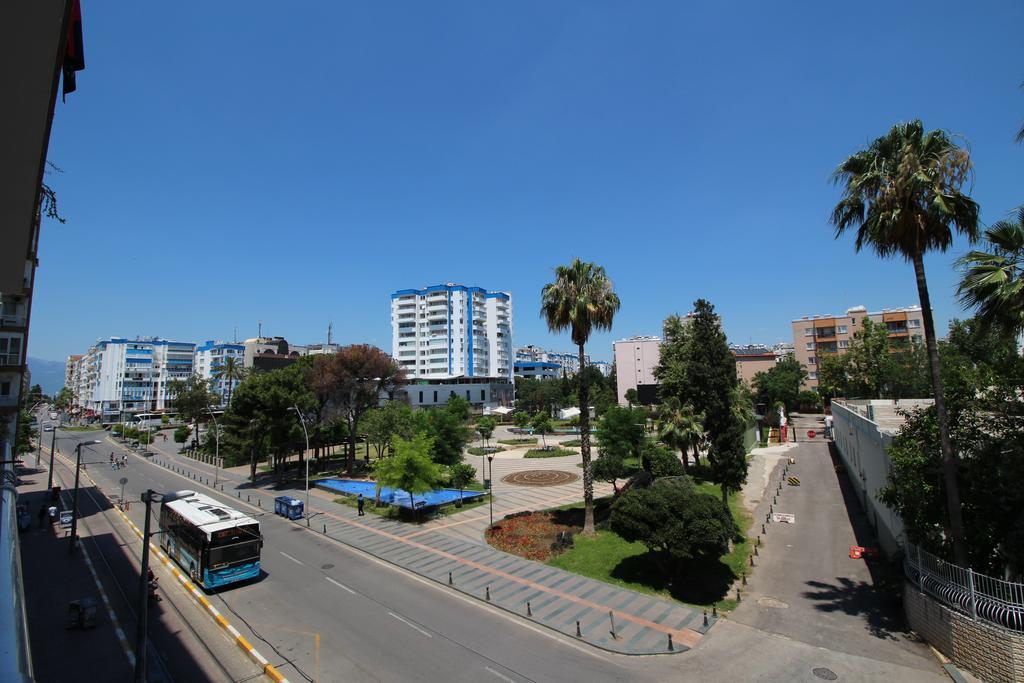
[195,340,245,406]
[391,284,513,381]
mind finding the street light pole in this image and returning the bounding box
[207,406,220,487]
[36,421,50,467]
[290,405,310,515]
[69,439,101,554]
[133,489,161,683]
[46,428,57,491]
[487,454,494,528]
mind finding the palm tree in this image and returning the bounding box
[831,120,979,566]
[541,259,621,534]
[212,356,246,408]
[957,207,1024,335]
[656,398,705,471]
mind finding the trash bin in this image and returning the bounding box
[274,496,303,520]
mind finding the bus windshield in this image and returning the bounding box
[209,540,261,568]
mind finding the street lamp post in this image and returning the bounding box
[289,405,310,515]
[207,406,220,487]
[487,454,495,528]
[46,427,58,492]
[69,439,102,554]
[133,489,163,683]
[36,421,50,467]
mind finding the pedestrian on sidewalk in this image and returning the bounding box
[357,494,365,516]
[122,455,127,467]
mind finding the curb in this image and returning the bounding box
[58,447,290,683]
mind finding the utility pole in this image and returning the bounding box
[46,427,57,491]
[133,489,157,683]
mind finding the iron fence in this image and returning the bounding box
[905,542,1024,631]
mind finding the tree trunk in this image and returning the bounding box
[577,343,595,534]
[679,446,688,472]
[913,252,968,566]
[346,414,357,472]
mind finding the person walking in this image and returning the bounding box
[356,494,365,516]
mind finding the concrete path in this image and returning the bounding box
[730,435,943,678]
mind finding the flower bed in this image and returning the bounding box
[524,447,575,458]
[485,511,579,561]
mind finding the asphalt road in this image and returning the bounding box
[49,424,950,683]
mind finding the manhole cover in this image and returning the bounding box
[321,564,334,570]
[812,668,838,681]
[502,470,580,487]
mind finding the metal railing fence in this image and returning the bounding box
[905,542,1024,631]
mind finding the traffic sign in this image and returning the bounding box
[119,477,128,486]
[59,510,73,528]
[807,430,816,439]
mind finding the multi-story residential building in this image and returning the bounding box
[791,305,925,390]
[591,360,613,377]
[732,345,779,385]
[195,340,245,406]
[613,336,662,405]
[243,336,304,372]
[515,345,591,377]
[76,337,196,421]
[514,360,561,380]
[391,284,513,409]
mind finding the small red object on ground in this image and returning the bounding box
[849,546,864,559]
[807,430,816,439]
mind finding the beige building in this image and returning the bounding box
[732,345,778,385]
[791,305,925,390]
[613,336,662,405]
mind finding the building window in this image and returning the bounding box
[0,381,9,396]
[808,371,818,380]
[465,390,470,400]
[908,319,921,328]
[418,391,423,403]
[838,340,850,349]
[433,391,438,403]
[805,342,815,350]
[808,357,816,365]
[480,389,486,401]
[838,325,848,334]
[804,328,813,337]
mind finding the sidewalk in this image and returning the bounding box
[16,464,134,683]
[140,441,715,656]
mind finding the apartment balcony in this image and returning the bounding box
[0,314,26,330]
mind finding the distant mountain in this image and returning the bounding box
[27,357,65,397]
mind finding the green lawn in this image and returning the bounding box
[544,484,751,611]
[524,447,576,458]
[497,438,537,446]
[62,425,105,432]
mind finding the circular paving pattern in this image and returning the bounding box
[502,470,580,487]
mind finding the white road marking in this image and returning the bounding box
[388,611,433,638]
[325,576,356,594]
[279,551,304,565]
[485,666,517,683]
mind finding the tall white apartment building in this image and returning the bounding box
[79,337,195,421]
[195,340,245,406]
[391,284,513,381]
[613,336,663,405]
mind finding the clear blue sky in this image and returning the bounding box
[33,1,1024,364]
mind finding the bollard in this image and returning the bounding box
[756,535,761,547]
[527,601,532,617]
[323,524,327,534]
[608,611,616,640]
[306,517,310,527]
[762,524,766,535]
[237,491,241,498]
[712,605,717,618]
[703,610,708,627]
[736,589,742,603]
[754,545,759,557]
[750,555,754,567]
[258,499,261,507]
[486,586,490,601]
[773,495,776,504]
[247,495,250,502]
[448,572,453,585]
[576,621,582,637]
[742,571,747,585]
[769,505,773,515]
[668,633,674,651]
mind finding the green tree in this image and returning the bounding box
[475,416,496,448]
[413,406,470,467]
[513,411,531,429]
[596,405,645,463]
[361,401,414,460]
[444,394,470,422]
[373,434,442,513]
[52,387,75,413]
[655,398,704,471]
[653,313,693,402]
[541,258,621,534]
[642,444,685,479]
[448,462,476,505]
[13,407,38,455]
[168,375,217,452]
[751,355,805,412]
[610,477,738,576]
[531,412,553,448]
[624,388,638,407]
[173,425,191,444]
[592,451,631,494]
[324,344,407,472]
[832,120,979,565]
[212,355,246,408]
[957,206,1024,336]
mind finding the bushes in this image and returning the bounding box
[524,447,575,458]
[497,438,536,446]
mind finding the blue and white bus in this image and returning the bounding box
[159,490,262,589]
